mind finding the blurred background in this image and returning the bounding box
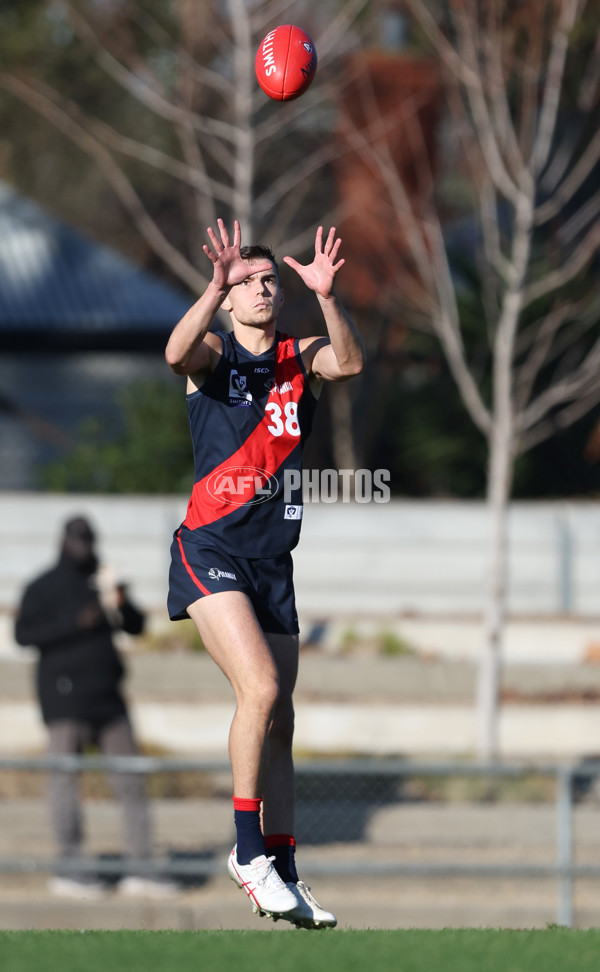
[0,0,600,931]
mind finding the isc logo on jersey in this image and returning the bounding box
[207,465,279,506]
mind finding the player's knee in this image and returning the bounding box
[245,671,280,721]
[269,696,295,748]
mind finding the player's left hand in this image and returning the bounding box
[283,226,345,299]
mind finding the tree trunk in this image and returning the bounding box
[329,381,358,471]
[476,186,533,761]
[230,0,255,238]
[477,419,513,761]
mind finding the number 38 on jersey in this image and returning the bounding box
[265,401,301,437]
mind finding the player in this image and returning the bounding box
[165,218,365,928]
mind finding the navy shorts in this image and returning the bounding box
[168,528,299,635]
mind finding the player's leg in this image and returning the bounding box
[252,553,300,840]
[169,532,276,801]
[187,591,280,802]
[262,631,298,838]
[187,591,296,916]
[262,633,337,929]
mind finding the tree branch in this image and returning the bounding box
[559,188,600,245]
[340,79,438,294]
[84,116,234,198]
[175,36,218,259]
[523,218,600,306]
[535,129,600,225]
[513,302,574,414]
[0,71,207,294]
[577,29,600,111]
[340,61,492,435]
[518,337,600,435]
[254,143,343,221]
[407,0,520,203]
[432,306,493,437]
[517,383,600,455]
[530,0,580,175]
[482,0,525,181]
[65,2,238,144]
[312,0,370,62]
[129,3,234,102]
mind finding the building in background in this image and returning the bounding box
[0,181,192,489]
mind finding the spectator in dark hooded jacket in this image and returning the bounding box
[14,515,177,900]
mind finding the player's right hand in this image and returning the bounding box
[203,219,271,291]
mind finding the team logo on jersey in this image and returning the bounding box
[207,465,279,506]
[229,369,252,403]
[284,504,303,520]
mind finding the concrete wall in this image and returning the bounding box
[2,494,600,630]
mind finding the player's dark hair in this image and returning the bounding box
[240,244,278,277]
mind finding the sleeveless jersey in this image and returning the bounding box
[181,330,318,557]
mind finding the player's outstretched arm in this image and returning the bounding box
[284,226,366,382]
[165,219,271,376]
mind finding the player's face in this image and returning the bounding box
[225,260,283,327]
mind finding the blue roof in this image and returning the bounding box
[0,181,192,348]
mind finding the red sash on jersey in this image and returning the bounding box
[183,338,305,532]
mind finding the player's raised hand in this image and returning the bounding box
[283,226,345,299]
[203,219,271,290]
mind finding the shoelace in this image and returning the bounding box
[296,881,324,908]
[254,855,283,889]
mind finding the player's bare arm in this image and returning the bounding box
[284,226,366,382]
[165,219,272,378]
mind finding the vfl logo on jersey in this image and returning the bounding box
[208,567,237,581]
[207,465,279,506]
[229,369,252,403]
[284,504,303,520]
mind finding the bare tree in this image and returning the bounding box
[343,0,600,758]
[0,0,370,470]
[0,0,368,294]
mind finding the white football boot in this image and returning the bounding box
[227,845,297,918]
[281,880,338,929]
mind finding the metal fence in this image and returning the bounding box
[1,754,599,928]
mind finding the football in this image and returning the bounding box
[255,25,317,102]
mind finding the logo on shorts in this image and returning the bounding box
[207,465,279,506]
[284,504,303,520]
[208,567,237,581]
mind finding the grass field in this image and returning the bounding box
[2,928,600,972]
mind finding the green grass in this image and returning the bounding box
[2,929,600,972]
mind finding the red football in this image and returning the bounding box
[255,25,317,102]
